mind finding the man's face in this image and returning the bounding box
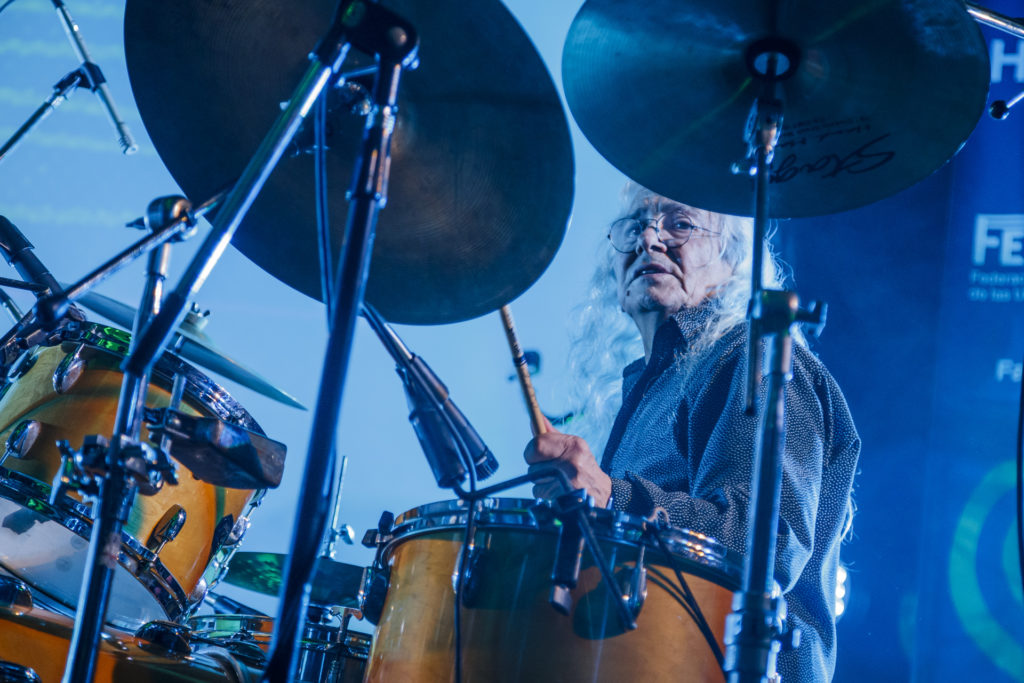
[613,201,734,321]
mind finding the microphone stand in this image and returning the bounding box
[0,0,136,163]
[0,197,211,375]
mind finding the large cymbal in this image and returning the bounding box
[124,0,573,324]
[563,0,989,218]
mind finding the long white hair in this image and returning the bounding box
[563,183,793,454]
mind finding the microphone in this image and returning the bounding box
[361,303,499,487]
[0,216,62,297]
[52,0,137,155]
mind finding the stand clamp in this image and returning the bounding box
[50,434,178,507]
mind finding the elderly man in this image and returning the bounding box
[524,185,859,681]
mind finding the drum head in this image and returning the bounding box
[0,496,172,629]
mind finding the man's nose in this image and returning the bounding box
[635,225,667,254]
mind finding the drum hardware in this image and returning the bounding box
[0,353,37,406]
[0,197,200,360]
[620,543,648,620]
[143,408,286,490]
[184,610,372,682]
[134,620,193,656]
[0,217,62,301]
[0,598,262,682]
[0,576,32,614]
[358,511,394,626]
[159,373,188,457]
[0,290,24,326]
[323,455,356,557]
[0,325,269,630]
[196,490,268,605]
[0,421,39,465]
[0,661,41,683]
[39,195,205,681]
[144,504,186,559]
[537,493,587,616]
[453,543,486,608]
[52,343,86,393]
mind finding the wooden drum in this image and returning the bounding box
[0,324,263,629]
[365,498,741,682]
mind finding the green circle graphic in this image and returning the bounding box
[949,461,1023,680]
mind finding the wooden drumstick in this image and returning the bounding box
[499,305,548,436]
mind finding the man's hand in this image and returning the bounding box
[523,420,611,507]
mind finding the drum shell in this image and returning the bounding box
[0,599,259,682]
[0,331,257,624]
[365,499,737,683]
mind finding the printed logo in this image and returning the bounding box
[991,39,1024,84]
[968,215,1024,303]
[973,214,1024,267]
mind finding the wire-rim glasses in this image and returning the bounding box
[607,213,721,253]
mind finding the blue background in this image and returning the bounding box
[1,1,1023,680]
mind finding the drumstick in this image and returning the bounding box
[499,305,548,436]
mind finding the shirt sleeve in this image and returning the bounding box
[610,342,841,594]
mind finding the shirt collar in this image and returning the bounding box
[622,299,719,382]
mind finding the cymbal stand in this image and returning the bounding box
[724,41,825,683]
[59,214,185,683]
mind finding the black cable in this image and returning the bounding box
[1016,351,1024,606]
[453,472,476,683]
[647,566,704,624]
[650,526,725,668]
[0,0,18,16]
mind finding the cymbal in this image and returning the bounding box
[222,552,364,608]
[74,290,305,409]
[124,0,574,324]
[562,0,989,218]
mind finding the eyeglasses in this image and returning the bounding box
[607,213,720,253]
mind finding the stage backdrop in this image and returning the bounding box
[0,1,1022,680]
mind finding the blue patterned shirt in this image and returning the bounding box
[603,303,860,682]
